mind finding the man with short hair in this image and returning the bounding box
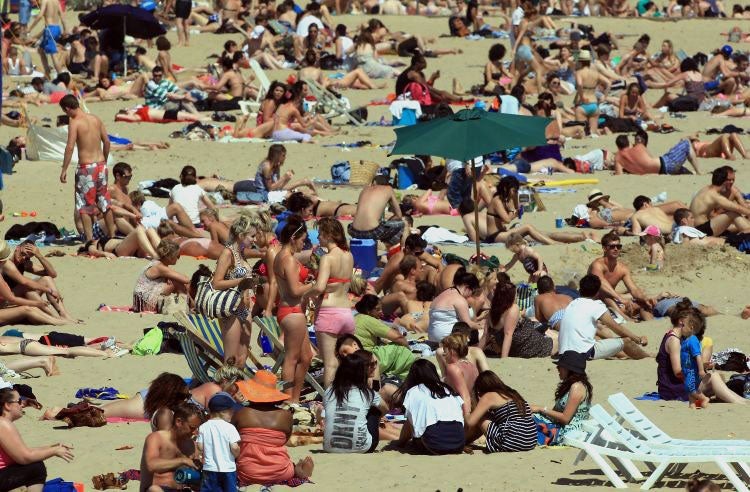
[615,129,701,175]
[689,165,750,237]
[109,162,143,226]
[373,234,440,294]
[588,231,655,320]
[27,0,68,77]
[559,274,650,360]
[629,195,687,235]
[139,402,203,492]
[672,208,727,246]
[391,254,421,300]
[59,95,116,242]
[145,66,198,115]
[533,276,572,329]
[348,176,406,247]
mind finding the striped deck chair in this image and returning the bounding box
[253,315,326,400]
[168,325,224,384]
[173,311,258,380]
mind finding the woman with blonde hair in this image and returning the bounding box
[132,239,190,313]
[441,333,479,417]
[248,211,282,318]
[212,215,257,367]
[303,218,354,387]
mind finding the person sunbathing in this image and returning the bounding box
[0,335,119,358]
[114,106,210,123]
[690,133,748,160]
[401,190,459,216]
[78,225,160,259]
[157,220,224,259]
[82,74,145,102]
[0,355,59,377]
[284,191,356,219]
[1,241,77,323]
[298,49,386,90]
[233,371,314,486]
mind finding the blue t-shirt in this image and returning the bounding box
[680,335,702,393]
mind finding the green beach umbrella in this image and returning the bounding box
[391,108,552,161]
[391,108,552,257]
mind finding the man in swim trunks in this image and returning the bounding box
[588,231,656,321]
[689,165,750,237]
[574,49,609,136]
[614,131,701,175]
[374,234,441,294]
[139,402,202,491]
[144,66,200,116]
[59,95,116,242]
[348,177,406,247]
[28,0,68,77]
[702,45,742,96]
[533,276,572,329]
[629,195,688,235]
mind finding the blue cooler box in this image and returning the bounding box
[350,238,377,276]
[392,108,417,126]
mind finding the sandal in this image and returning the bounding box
[92,472,128,490]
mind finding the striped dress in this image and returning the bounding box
[485,401,538,453]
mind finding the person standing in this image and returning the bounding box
[59,95,116,242]
[196,393,241,492]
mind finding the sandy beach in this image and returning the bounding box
[1,9,750,491]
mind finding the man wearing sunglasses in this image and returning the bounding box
[588,231,656,321]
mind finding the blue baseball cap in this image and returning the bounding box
[721,45,733,57]
[208,392,241,412]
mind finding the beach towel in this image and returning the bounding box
[421,226,469,244]
[26,125,114,164]
[634,391,662,401]
[75,387,127,401]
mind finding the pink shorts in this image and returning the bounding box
[314,307,355,335]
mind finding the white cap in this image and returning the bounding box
[0,378,12,390]
[572,204,590,220]
[251,25,265,39]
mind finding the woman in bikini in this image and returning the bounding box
[303,218,354,387]
[258,81,286,126]
[618,82,655,122]
[689,132,748,160]
[647,58,709,110]
[299,50,386,91]
[645,39,679,83]
[400,190,458,217]
[156,220,224,260]
[114,106,210,123]
[284,191,356,220]
[212,215,257,368]
[78,224,160,259]
[273,215,314,403]
[132,240,190,313]
[247,211,281,318]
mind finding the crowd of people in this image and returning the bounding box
[1,0,750,490]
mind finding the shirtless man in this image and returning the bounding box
[109,162,143,227]
[374,234,440,294]
[390,255,421,300]
[348,177,406,247]
[629,195,687,235]
[588,231,656,321]
[614,131,701,176]
[689,165,750,236]
[28,0,68,77]
[533,276,572,329]
[702,45,741,96]
[574,50,609,136]
[59,95,116,242]
[139,402,203,492]
[672,208,729,246]
[198,57,247,103]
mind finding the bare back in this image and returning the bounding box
[351,185,393,230]
[72,112,107,164]
[233,406,292,436]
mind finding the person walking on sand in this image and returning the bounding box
[59,95,116,242]
[27,0,68,77]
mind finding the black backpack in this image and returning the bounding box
[668,96,699,113]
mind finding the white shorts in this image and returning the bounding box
[589,338,625,360]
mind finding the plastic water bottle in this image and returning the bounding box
[259,333,273,355]
[174,467,200,485]
[743,377,750,400]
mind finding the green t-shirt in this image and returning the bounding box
[371,345,415,380]
[354,314,392,350]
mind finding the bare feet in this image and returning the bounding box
[42,406,62,420]
[741,305,750,319]
[452,78,466,96]
[44,356,60,376]
[294,456,314,479]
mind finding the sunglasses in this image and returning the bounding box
[606,243,623,250]
[121,174,133,180]
[7,399,22,405]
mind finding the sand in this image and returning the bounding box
[1,10,750,492]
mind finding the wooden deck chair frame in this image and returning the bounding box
[253,315,326,399]
[168,325,225,384]
[174,311,259,378]
[303,78,365,126]
[239,59,271,115]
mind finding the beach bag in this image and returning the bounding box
[516,283,538,311]
[668,96,699,113]
[404,82,432,106]
[533,415,561,446]
[5,221,61,241]
[132,327,163,356]
[43,478,79,492]
[319,53,340,70]
[330,160,351,184]
[195,276,242,318]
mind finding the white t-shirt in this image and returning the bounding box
[574,149,605,171]
[296,15,323,37]
[498,95,520,115]
[197,418,241,472]
[672,225,706,244]
[559,297,608,354]
[511,6,524,25]
[170,184,206,224]
[140,200,168,229]
[403,384,464,438]
[323,387,381,453]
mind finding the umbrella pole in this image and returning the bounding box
[123,17,127,77]
[472,161,480,259]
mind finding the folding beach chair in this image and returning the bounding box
[608,393,750,449]
[252,315,325,399]
[303,78,366,126]
[565,404,750,490]
[173,311,259,380]
[168,324,224,384]
[238,59,271,115]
